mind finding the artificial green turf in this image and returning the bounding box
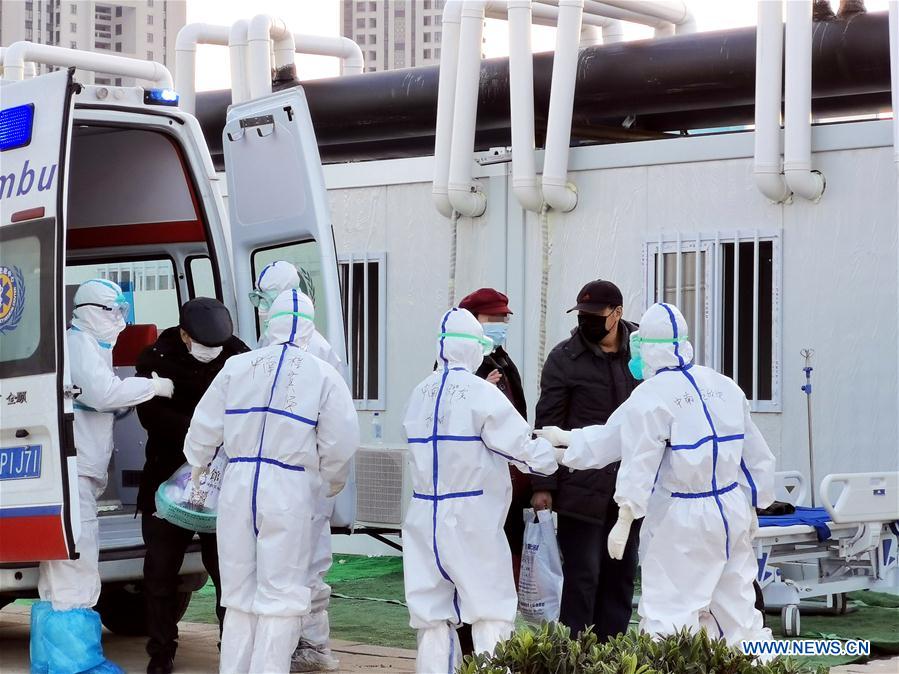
[183,558,899,665]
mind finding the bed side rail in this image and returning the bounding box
[775,470,809,506]
[819,471,899,524]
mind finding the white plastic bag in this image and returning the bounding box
[517,508,564,623]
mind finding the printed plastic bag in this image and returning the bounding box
[154,450,227,533]
[517,508,564,623]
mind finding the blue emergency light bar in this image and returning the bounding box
[143,88,180,107]
[0,103,35,152]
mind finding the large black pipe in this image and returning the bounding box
[195,11,890,166]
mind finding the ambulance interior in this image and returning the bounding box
[64,117,332,520]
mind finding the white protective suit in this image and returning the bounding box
[403,308,558,674]
[253,261,345,671]
[559,303,776,647]
[184,289,359,674]
[38,279,158,610]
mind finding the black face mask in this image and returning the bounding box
[578,313,612,343]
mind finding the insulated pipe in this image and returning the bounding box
[229,20,250,106]
[293,33,364,75]
[433,0,463,218]
[785,0,826,201]
[753,0,791,203]
[447,0,488,218]
[579,23,604,47]
[2,41,173,87]
[508,0,543,212]
[577,0,673,30]
[175,23,230,116]
[503,1,614,28]
[542,0,583,212]
[247,14,296,100]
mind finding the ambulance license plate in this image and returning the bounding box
[0,444,42,480]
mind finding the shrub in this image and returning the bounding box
[458,623,826,674]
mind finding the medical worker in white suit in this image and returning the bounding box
[184,289,359,674]
[32,279,174,674]
[539,303,775,649]
[403,308,558,674]
[250,260,346,672]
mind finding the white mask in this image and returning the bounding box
[190,342,223,363]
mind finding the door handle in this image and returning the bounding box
[15,429,29,438]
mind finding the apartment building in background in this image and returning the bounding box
[0,0,186,85]
[340,0,448,72]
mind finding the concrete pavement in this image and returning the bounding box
[0,604,416,673]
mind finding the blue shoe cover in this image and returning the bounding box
[29,601,52,674]
[41,607,105,674]
[82,660,125,674]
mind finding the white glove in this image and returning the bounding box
[151,372,174,398]
[607,504,635,560]
[534,426,572,447]
[191,465,208,486]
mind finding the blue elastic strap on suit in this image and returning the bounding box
[413,489,484,501]
[740,459,758,508]
[671,481,738,499]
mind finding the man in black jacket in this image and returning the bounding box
[135,298,250,674]
[530,280,641,640]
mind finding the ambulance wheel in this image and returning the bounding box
[781,604,800,637]
[96,582,191,636]
[830,593,849,615]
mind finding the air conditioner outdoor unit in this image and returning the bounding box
[354,444,412,528]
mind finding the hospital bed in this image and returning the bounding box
[754,471,899,637]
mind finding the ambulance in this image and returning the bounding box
[0,47,350,633]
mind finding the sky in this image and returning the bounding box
[187,0,892,91]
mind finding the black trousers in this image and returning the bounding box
[142,513,224,658]
[557,502,641,640]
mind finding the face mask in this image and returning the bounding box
[628,332,690,380]
[438,331,495,356]
[190,341,223,363]
[481,323,507,350]
[578,313,613,343]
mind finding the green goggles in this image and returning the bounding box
[439,331,495,356]
[248,289,275,309]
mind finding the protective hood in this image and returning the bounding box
[264,289,315,349]
[638,303,694,379]
[255,260,301,321]
[435,308,487,373]
[71,278,127,347]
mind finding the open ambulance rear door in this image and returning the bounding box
[221,87,355,528]
[0,69,79,562]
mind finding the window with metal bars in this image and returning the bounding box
[339,253,386,410]
[644,231,781,411]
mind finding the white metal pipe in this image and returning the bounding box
[508,0,543,213]
[579,23,603,47]
[293,33,364,75]
[0,48,36,78]
[754,0,791,203]
[578,0,671,30]
[247,14,296,100]
[675,234,682,310]
[514,1,614,28]
[542,0,583,212]
[601,19,625,43]
[693,233,701,363]
[433,0,463,218]
[175,23,230,116]
[784,0,826,202]
[595,0,695,32]
[447,0,488,218]
[229,20,250,106]
[2,41,173,87]
[732,236,740,385]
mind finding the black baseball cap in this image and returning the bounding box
[567,280,624,313]
[179,298,234,347]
